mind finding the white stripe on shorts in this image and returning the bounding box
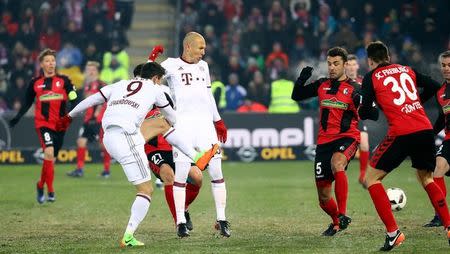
[124,132,148,179]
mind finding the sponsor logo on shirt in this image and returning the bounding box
[320,98,348,109]
[443,104,450,114]
[39,93,64,101]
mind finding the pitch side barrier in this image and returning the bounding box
[0,110,441,164]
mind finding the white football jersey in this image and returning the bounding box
[161,58,214,122]
[100,78,170,133]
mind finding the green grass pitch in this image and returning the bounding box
[0,161,449,253]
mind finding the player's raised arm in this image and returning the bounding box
[358,74,379,120]
[413,69,441,103]
[291,66,321,101]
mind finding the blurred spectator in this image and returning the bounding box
[0,42,8,70]
[313,2,336,42]
[88,22,109,54]
[223,0,243,22]
[57,42,83,68]
[81,41,103,69]
[241,20,265,55]
[268,1,287,29]
[100,41,129,83]
[5,75,26,110]
[20,6,35,32]
[9,59,32,86]
[237,99,267,112]
[115,0,135,29]
[180,3,199,33]
[289,27,312,63]
[211,71,226,111]
[247,70,270,107]
[199,4,226,36]
[266,42,289,70]
[247,6,264,27]
[225,73,246,111]
[64,0,84,30]
[39,26,61,51]
[0,68,7,95]
[62,20,85,47]
[333,22,359,53]
[2,10,19,36]
[399,3,419,39]
[16,22,37,50]
[268,71,300,113]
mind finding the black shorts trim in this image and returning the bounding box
[314,137,359,181]
[371,130,435,172]
[36,127,65,156]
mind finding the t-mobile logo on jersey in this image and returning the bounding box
[181,73,193,85]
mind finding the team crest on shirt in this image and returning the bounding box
[173,151,178,158]
[56,81,61,87]
[199,66,205,72]
[343,88,349,95]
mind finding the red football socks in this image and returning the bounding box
[164,184,177,224]
[359,151,369,181]
[319,198,339,225]
[433,177,447,197]
[334,170,348,215]
[368,183,398,232]
[103,149,111,172]
[185,183,200,209]
[425,182,450,228]
[76,147,86,169]
[43,159,55,193]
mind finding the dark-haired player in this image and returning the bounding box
[359,41,450,251]
[292,47,362,236]
[424,50,450,228]
[9,48,78,204]
[345,54,370,186]
[57,62,219,247]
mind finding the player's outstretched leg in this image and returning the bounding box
[120,192,151,247]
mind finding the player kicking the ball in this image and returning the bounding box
[56,62,219,247]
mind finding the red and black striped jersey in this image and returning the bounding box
[434,82,450,140]
[144,108,172,154]
[83,80,107,123]
[292,77,361,144]
[20,74,76,130]
[359,63,440,136]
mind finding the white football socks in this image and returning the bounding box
[212,182,227,221]
[125,194,151,235]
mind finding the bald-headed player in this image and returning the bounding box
[161,32,230,238]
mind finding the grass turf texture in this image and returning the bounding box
[0,161,449,253]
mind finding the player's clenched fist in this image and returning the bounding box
[297,66,313,84]
[214,119,227,143]
[56,115,72,131]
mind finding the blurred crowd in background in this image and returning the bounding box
[0,0,449,114]
[179,0,450,111]
[0,0,134,114]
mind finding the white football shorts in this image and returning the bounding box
[103,126,151,185]
[172,118,221,162]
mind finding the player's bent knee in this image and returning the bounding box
[43,147,55,160]
[416,170,433,187]
[189,166,203,187]
[135,181,153,196]
[160,165,175,185]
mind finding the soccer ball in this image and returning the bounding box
[387,187,407,211]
